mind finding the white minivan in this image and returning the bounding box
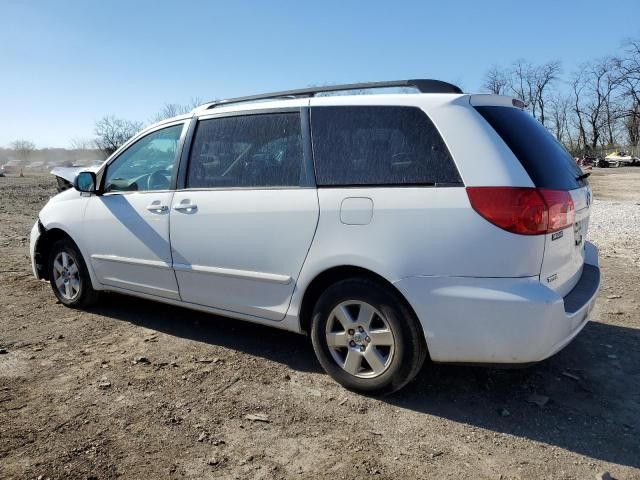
[30,80,600,394]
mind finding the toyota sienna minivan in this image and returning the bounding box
[30,79,600,394]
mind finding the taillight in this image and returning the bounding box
[466,187,574,235]
[538,188,575,232]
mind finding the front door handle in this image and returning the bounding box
[146,204,169,213]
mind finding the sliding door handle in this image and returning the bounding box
[174,201,198,213]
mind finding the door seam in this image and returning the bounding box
[167,190,183,300]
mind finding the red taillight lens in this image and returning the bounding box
[538,188,575,233]
[466,187,574,235]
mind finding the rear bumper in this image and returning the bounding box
[394,242,600,364]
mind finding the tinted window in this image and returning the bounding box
[475,106,585,190]
[104,124,183,192]
[311,106,461,186]
[187,113,305,188]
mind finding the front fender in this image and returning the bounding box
[35,192,101,290]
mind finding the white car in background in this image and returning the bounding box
[604,151,640,167]
[30,80,600,394]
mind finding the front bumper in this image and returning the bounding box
[29,220,41,279]
[394,242,600,364]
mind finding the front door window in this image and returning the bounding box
[104,124,184,192]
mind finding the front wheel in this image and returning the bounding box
[47,238,99,308]
[310,278,427,395]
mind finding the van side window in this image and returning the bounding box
[311,106,461,186]
[187,113,305,188]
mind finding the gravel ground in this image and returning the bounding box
[0,169,639,480]
[590,199,640,264]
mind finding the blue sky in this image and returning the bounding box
[1,0,639,147]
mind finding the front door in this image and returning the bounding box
[169,111,319,320]
[84,122,186,300]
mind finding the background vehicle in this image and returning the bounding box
[604,151,640,167]
[30,80,600,394]
[0,159,22,175]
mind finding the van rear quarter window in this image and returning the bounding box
[475,106,585,191]
[310,106,462,186]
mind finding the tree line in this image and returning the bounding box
[7,36,640,163]
[90,98,203,156]
[3,99,203,165]
[482,37,640,155]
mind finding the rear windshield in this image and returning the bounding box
[475,106,586,190]
[311,106,462,186]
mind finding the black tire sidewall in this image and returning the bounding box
[310,278,426,395]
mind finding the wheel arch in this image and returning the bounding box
[298,265,423,338]
[34,225,82,281]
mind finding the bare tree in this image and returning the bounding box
[578,58,619,149]
[532,61,562,126]
[616,38,640,110]
[482,65,511,94]
[11,140,36,161]
[549,93,572,144]
[625,99,640,146]
[603,72,622,146]
[509,60,561,126]
[589,56,622,146]
[510,60,535,113]
[570,69,588,151]
[151,97,203,123]
[615,38,640,148]
[94,116,143,157]
[475,36,640,154]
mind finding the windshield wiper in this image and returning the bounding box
[576,172,591,181]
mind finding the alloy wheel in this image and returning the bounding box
[52,251,81,301]
[325,300,395,378]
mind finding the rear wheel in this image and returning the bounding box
[310,278,427,395]
[47,239,99,308]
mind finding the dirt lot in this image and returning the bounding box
[1,169,639,480]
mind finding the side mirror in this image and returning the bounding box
[74,171,97,193]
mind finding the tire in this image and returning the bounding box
[310,278,427,395]
[47,238,99,308]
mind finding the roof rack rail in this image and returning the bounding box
[202,79,462,110]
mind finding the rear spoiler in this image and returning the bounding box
[469,94,525,109]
